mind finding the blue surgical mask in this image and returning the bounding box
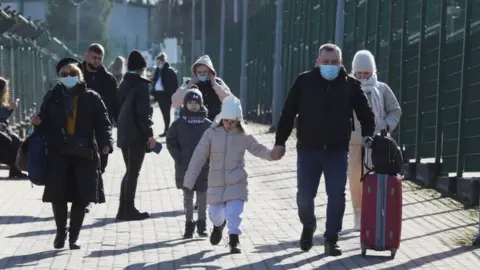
[197,75,208,82]
[59,76,78,88]
[319,65,340,81]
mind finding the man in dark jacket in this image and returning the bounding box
[272,44,375,256]
[151,52,178,137]
[82,43,118,174]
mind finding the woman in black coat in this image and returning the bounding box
[0,77,27,178]
[31,57,113,250]
[115,50,156,221]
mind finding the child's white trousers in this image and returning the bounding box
[208,200,245,235]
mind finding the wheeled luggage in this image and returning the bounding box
[360,173,402,258]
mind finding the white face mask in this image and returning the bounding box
[59,76,78,88]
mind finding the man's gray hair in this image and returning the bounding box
[318,43,342,59]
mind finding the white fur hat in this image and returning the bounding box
[218,96,243,121]
[352,50,376,73]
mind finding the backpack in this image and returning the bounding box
[364,129,403,176]
[27,132,48,186]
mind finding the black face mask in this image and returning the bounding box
[87,63,99,70]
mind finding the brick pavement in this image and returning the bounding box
[0,110,479,269]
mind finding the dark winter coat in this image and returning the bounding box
[37,82,113,203]
[166,107,211,192]
[0,106,20,166]
[151,62,179,96]
[275,67,375,152]
[0,106,12,123]
[116,72,154,149]
[82,62,118,122]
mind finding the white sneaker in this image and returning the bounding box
[353,208,361,231]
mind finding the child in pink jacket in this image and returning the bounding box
[183,96,277,254]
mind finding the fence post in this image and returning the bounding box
[219,0,226,76]
[373,0,381,56]
[201,0,206,55]
[474,194,480,245]
[414,0,427,164]
[271,0,284,130]
[363,0,369,48]
[334,0,344,48]
[455,0,472,177]
[434,0,447,168]
[397,0,408,149]
[191,0,196,62]
[239,0,248,114]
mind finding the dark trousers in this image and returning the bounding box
[120,144,146,203]
[296,149,348,242]
[100,154,109,174]
[52,201,87,239]
[154,91,171,132]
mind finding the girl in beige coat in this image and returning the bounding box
[349,50,402,230]
[183,96,275,254]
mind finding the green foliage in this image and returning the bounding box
[45,0,112,56]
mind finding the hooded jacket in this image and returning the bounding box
[171,55,231,121]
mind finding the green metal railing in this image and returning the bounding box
[0,7,77,134]
[176,0,480,177]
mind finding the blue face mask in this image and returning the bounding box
[197,75,208,82]
[320,65,341,81]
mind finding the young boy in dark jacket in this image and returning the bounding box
[166,86,211,238]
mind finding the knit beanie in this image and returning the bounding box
[127,50,147,71]
[218,96,243,121]
[184,88,203,106]
[56,57,82,75]
[352,50,376,73]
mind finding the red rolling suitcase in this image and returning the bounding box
[360,172,402,258]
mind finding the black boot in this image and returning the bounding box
[69,203,86,250]
[121,200,150,221]
[300,225,316,252]
[115,200,125,221]
[324,241,342,256]
[52,203,68,249]
[9,165,28,179]
[183,220,196,239]
[228,234,241,254]
[196,220,208,237]
[210,220,226,246]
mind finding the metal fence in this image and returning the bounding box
[0,7,77,131]
[176,0,480,177]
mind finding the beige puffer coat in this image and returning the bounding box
[183,123,272,205]
[171,55,231,108]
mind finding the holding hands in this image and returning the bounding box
[271,145,286,161]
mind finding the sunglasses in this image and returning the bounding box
[59,71,77,77]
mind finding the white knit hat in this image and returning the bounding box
[352,50,376,73]
[217,96,243,121]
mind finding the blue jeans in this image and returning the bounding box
[296,149,348,242]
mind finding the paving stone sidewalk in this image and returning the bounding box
[0,110,479,269]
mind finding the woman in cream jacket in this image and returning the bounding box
[171,55,230,121]
[349,50,402,230]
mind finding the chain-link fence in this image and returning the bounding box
[172,0,480,177]
[0,7,78,132]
